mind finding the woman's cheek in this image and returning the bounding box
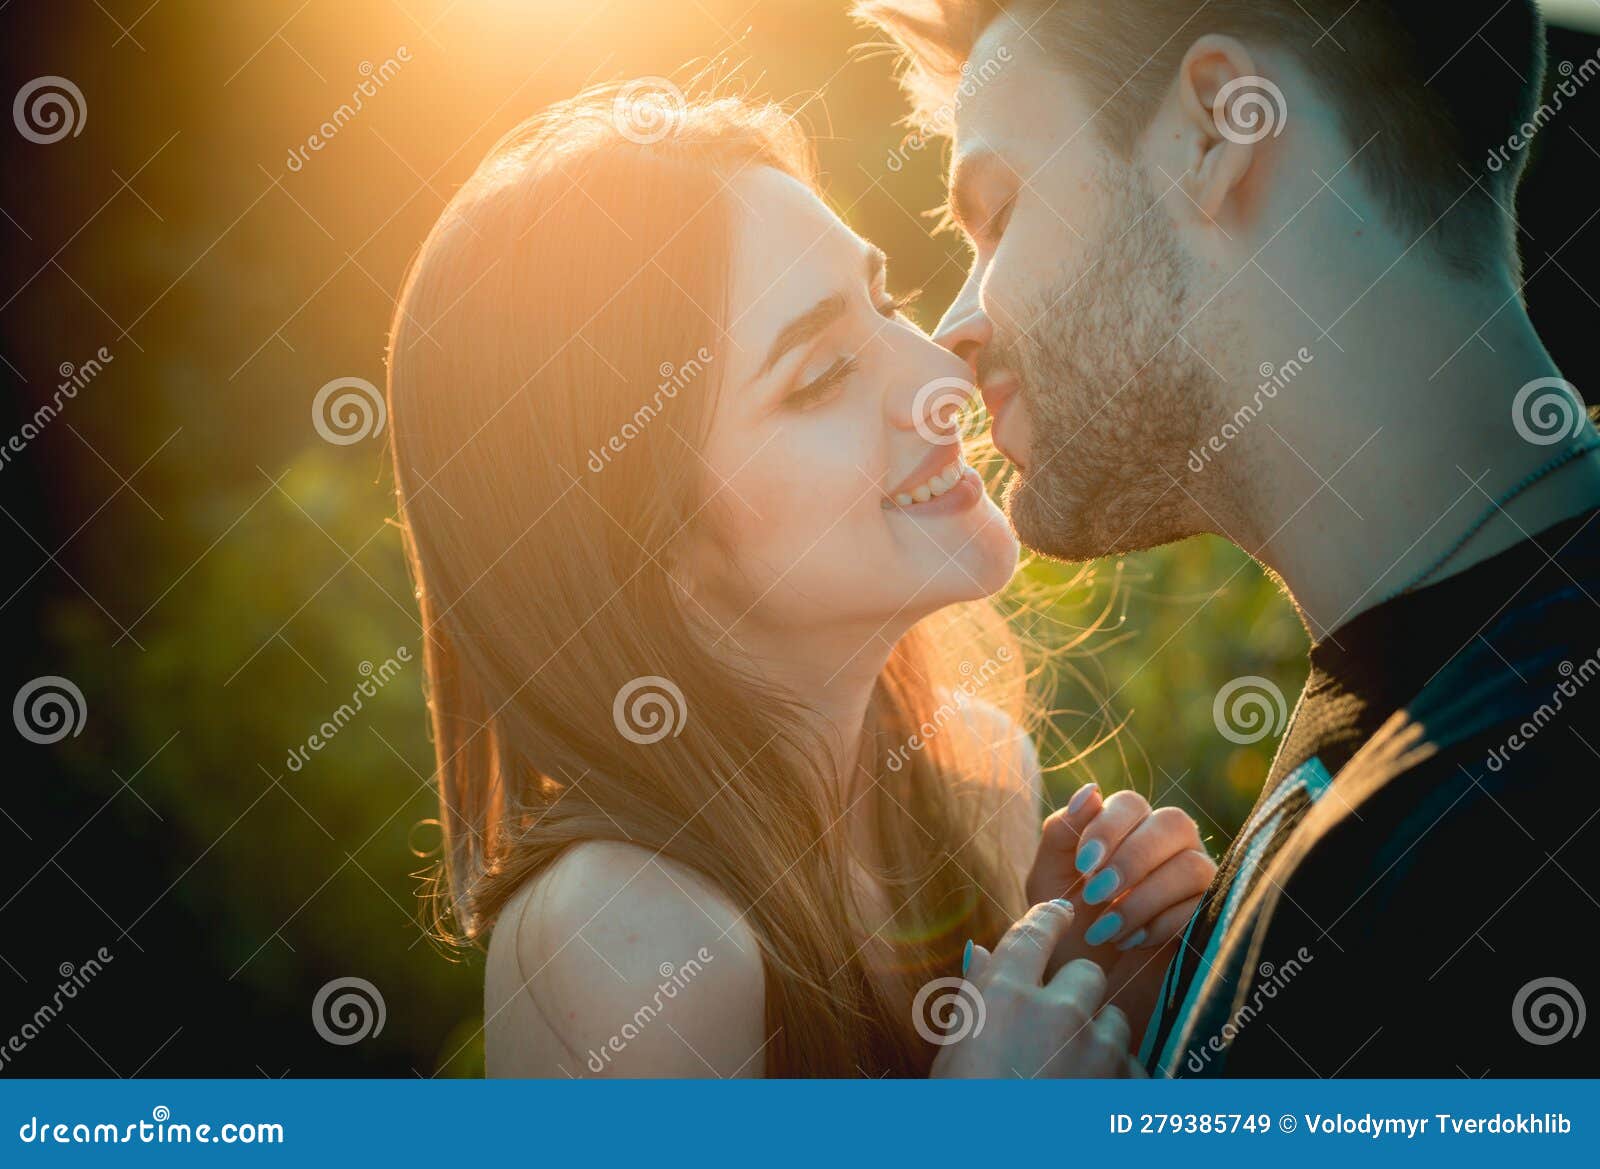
[733,457,840,546]
[706,412,883,572]
[709,449,816,563]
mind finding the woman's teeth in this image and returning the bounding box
[892,460,967,508]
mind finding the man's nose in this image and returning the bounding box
[933,271,992,378]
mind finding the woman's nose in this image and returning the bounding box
[885,335,978,444]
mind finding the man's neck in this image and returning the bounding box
[1231,271,1600,642]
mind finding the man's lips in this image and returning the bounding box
[979,372,1020,418]
[981,373,1023,468]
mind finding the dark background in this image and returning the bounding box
[2,1,1596,1076]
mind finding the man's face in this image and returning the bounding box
[935,17,1219,562]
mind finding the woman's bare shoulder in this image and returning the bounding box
[483,841,767,1077]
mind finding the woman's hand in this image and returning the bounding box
[1024,784,1214,1023]
[930,900,1141,1078]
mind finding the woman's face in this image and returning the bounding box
[683,167,1019,648]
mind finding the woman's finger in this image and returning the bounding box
[1046,781,1103,850]
[1048,955,1108,1006]
[1081,848,1214,948]
[1073,789,1151,885]
[1028,783,1103,900]
[988,900,1077,985]
[962,942,992,981]
[1136,895,1206,949]
[1081,805,1204,910]
[1093,894,1204,955]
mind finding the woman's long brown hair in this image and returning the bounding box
[387,83,1035,1076]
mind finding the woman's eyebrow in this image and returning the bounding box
[759,293,845,377]
[758,247,889,378]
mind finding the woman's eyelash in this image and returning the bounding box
[787,356,859,410]
[784,289,918,411]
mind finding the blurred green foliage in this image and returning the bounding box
[1015,543,1306,854]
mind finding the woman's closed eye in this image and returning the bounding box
[782,291,920,413]
[785,355,859,412]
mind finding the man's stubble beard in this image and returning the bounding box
[984,172,1231,563]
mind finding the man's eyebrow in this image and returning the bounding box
[758,247,887,378]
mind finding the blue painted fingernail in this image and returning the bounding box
[961,939,973,975]
[1068,782,1098,814]
[1084,913,1122,947]
[1052,898,1074,914]
[1116,928,1148,952]
[1075,839,1105,874]
[1083,868,1120,906]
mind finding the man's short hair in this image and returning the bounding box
[854,0,1547,278]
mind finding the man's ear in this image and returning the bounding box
[1168,34,1275,223]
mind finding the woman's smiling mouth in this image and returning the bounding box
[883,447,985,515]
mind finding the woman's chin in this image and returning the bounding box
[941,512,1023,600]
[972,527,1023,596]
